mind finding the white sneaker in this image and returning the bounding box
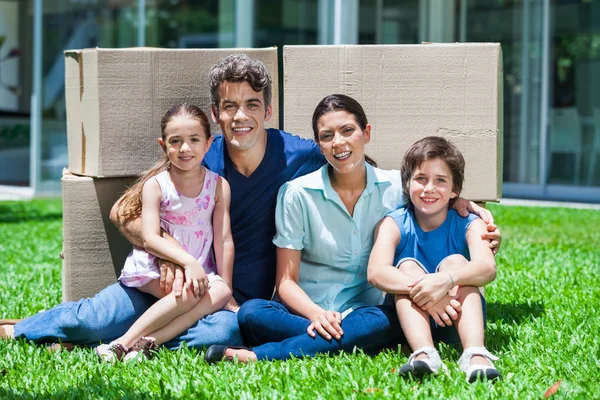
[123,337,157,363]
[398,346,446,378]
[458,347,502,383]
[95,342,128,362]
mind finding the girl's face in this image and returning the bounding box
[159,115,213,173]
[409,157,457,217]
[316,110,371,175]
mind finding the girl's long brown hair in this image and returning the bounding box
[118,103,211,224]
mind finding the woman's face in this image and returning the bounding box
[316,110,371,175]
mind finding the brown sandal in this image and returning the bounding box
[123,337,157,362]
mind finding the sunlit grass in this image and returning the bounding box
[0,200,598,399]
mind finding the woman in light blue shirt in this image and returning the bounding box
[205,94,498,363]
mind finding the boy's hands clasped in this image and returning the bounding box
[409,271,460,327]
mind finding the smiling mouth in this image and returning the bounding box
[333,151,351,160]
[179,156,194,162]
[420,198,438,204]
[232,127,252,136]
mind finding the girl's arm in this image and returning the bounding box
[367,217,415,294]
[445,218,497,287]
[141,179,206,298]
[276,248,343,340]
[212,176,235,309]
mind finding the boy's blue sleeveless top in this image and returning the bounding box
[388,207,478,273]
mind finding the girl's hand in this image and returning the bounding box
[426,294,462,327]
[184,262,208,299]
[306,310,344,340]
[408,272,454,309]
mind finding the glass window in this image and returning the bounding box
[39,0,138,184]
[0,0,30,186]
[459,0,545,186]
[548,0,600,187]
[357,0,420,45]
[145,1,227,48]
[254,0,319,47]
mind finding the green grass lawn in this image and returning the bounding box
[0,199,599,399]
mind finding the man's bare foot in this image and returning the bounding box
[223,348,257,363]
[0,324,15,340]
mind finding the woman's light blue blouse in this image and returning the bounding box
[273,163,405,315]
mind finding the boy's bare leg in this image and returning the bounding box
[437,255,491,368]
[453,285,491,367]
[395,261,433,361]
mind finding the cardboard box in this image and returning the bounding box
[283,44,503,202]
[64,47,279,178]
[62,170,134,302]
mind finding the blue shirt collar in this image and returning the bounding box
[303,162,391,200]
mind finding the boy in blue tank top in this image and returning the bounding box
[368,136,501,383]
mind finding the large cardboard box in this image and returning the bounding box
[62,170,134,302]
[64,47,279,178]
[283,44,503,202]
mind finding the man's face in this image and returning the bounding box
[212,81,272,154]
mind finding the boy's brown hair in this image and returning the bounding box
[401,136,465,208]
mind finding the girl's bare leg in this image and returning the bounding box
[114,280,200,348]
[146,280,231,345]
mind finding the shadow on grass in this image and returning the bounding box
[0,205,62,224]
[485,301,545,351]
[487,301,545,325]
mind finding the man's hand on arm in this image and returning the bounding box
[452,198,502,254]
[159,259,185,297]
[109,198,144,247]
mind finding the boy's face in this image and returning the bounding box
[409,157,457,217]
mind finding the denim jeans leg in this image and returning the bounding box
[252,305,397,361]
[14,282,156,346]
[163,310,243,350]
[237,299,310,347]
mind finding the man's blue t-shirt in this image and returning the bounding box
[203,128,326,303]
[388,208,478,273]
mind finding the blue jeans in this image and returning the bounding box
[14,282,243,350]
[237,299,403,361]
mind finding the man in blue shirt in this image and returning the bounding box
[0,54,324,349]
[1,54,499,351]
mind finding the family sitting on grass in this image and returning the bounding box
[0,54,502,382]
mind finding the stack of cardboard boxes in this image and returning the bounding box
[62,48,279,302]
[62,44,502,302]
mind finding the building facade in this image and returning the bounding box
[0,0,599,202]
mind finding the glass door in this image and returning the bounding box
[546,0,600,193]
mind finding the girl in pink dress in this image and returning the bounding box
[96,103,233,362]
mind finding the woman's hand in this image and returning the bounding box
[184,261,208,299]
[306,310,344,340]
[408,272,454,309]
[426,293,462,327]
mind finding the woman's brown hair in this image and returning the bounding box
[311,94,377,167]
